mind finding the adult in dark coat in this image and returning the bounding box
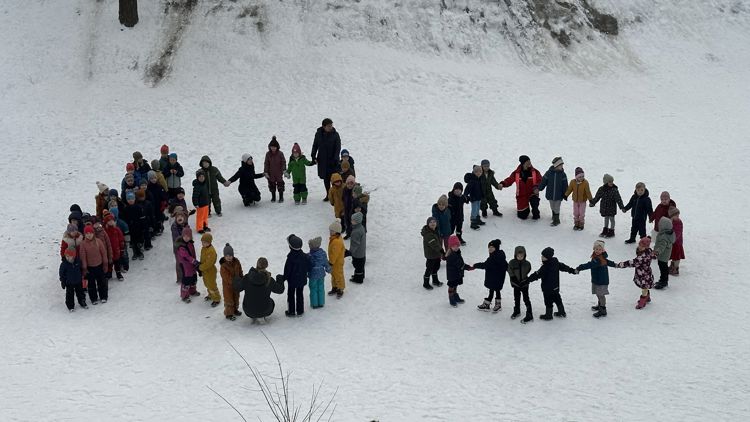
[233,259,285,320]
[311,118,342,201]
[472,239,508,312]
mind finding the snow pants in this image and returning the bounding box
[222,279,240,317]
[513,286,532,313]
[287,286,304,315]
[196,206,209,231]
[331,264,345,291]
[292,183,308,202]
[542,289,564,312]
[517,196,540,219]
[202,269,221,302]
[630,217,647,240]
[573,201,586,225]
[309,278,325,307]
[424,258,441,278]
[86,265,107,302]
[65,285,87,310]
[180,275,198,299]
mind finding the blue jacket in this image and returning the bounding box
[538,167,568,201]
[431,203,452,237]
[307,248,331,280]
[284,249,311,288]
[623,189,653,221]
[59,258,83,287]
[463,173,484,202]
[577,252,616,285]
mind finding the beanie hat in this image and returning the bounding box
[103,213,115,224]
[353,184,363,197]
[352,212,363,225]
[256,257,268,270]
[541,247,555,259]
[139,178,149,187]
[182,227,192,238]
[603,174,614,184]
[96,181,109,194]
[488,239,501,250]
[133,151,143,161]
[242,153,252,163]
[481,159,490,166]
[126,163,135,172]
[575,167,584,176]
[448,235,461,249]
[126,191,136,201]
[64,248,77,258]
[308,236,322,250]
[135,190,146,200]
[66,223,78,234]
[519,155,530,165]
[201,232,213,243]
[452,182,464,191]
[593,240,606,251]
[287,234,303,250]
[268,136,280,150]
[639,236,652,248]
[552,157,564,167]
[223,243,234,257]
[176,187,185,196]
[68,211,83,223]
[108,188,119,198]
[668,206,680,217]
[70,204,82,213]
[150,159,160,171]
[196,169,205,178]
[172,206,187,219]
[292,143,301,155]
[83,225,95,235]
[635,182,646,190]
[147,170,157,181]
[160,144,169,154]
[169,153,178,160]
[341,149,350,157]
[437,194,449,207]
[329,219,342,234]
[426,216,437,226]
[109,208,119,219]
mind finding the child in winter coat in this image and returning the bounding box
[448,182,468,245]
[342,176,357,238]
[79,225,110,305]
[616,236,656,309]
[286,143,314,204]
[60,223,83,259]
[93,222,113,279]
[508,246,534,323]
[132,151,152,182]
[668,207,684,276]
[339,149,355,177]
[227,154,264,206]
[464,165,485,230]
[473,239,508,312]
[158,144,170,175]
[590,174,624,239]
[328,173,345,221]
[164,153,184,200]
[171,206,191,283]
[121,163,140,196]
[192,169,210,234]
[198,155,227,216]
[564,167,592,231]
[95,182,110,220]
[135,189,154,251]
[307,237,331,309]
[432,194,452,250]
[59,248,88,312]
[199,232,220,307]
[103,213,125,281]
[527,247,576,320]
[623,182,654,244]
[176,227,200,302]
[349,212,367,283]
[421,217,444,290]
[219,243,243,320]
[651,191,676,234]
[479,159,502,218]
[150,159,169,191]
[264,136,287,202]
[283,234,311,317]
[576,240,617,318]
[328,219,346,298]
[108,208,130,272]
[146,171,167,235]
[340,160,355,182]
[352,184,369,230]
[653,217,676,290]
[445,235,472,307]
[538,157,568,227]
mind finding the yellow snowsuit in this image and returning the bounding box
[328,173,345,219]
[200,244,220,302]
[328,234,345,291]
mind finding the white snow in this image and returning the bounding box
[2,0,750,420]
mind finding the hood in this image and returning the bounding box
[452,182,463,191]
[317,126,337,134]
[633,188,651,197]
[193,178,205,187]
[513,246,526,258]
[199,155,212,168]
[330,173,343,184]
[421,225,436,236]
[248,267,270,286]
[658,216,673,232]
[241,161,255,170]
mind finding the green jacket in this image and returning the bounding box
[480,169,500,198]
[421,225,443,260]
[287,155,313,184]
[198,156,226,196]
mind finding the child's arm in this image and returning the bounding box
[176,163,184,177]
[527,269,540,282]
[590,187,602,206]
[558,262,577,274]
[564,180,574,199]
[215,169,226,185]
[472,260,487,270]
[576,260,594,272]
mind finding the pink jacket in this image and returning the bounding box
[79,237,108,270]
[176,239,197,277]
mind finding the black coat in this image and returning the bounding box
[527,258,576,292]
[448,191,468,225]
[446,250,470,287]
[623,188,654,222]
[463,173,484,202]
[59,258,83,287]
[121,202,145,240]
[233,268,285,319]
[192,179,210,207]
[283,249,311,289]
[228,162,264,200]
[473,250,508,290]
[311,127,342,180]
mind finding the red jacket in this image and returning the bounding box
[501,165,542,211]
[104,225,125,261]
[60,232,83,258]
[651,200,676,231]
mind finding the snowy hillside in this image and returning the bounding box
[2,0,750,421]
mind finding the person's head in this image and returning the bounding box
[292,143,301,158]
[638,236,651,253]
[472,164,482,177]
[345,175,356,188]
[201,160,210,169]
[340,149,350,161]
[426,216,437,230]
[635,182,646,196]
[519,155,531,170]
[329,219,342,236]
[351,212,363,226]
[269,136,279,152]
[66,223,79,238]
[94,222,104,233]
[603,174,614,186]
[126,191,136,205]
[488,239,501,254]
[84,225,95,240]
[481,159,490,173]
[287,234,303,251]
[322,118,333,132]
[452,182,463,196]
[177,187,185,200]
[541,247,554,262]
[148,171,157,184]
[105,214,116,227]
[593,240,606,255]
[124,173,135,187]
[575,167,585,181]
[242,153,253,165]
[308,236,322,251]
[437,194,448,211]
[552,157,564,171]
[181,227,192,242]
[64,248,76,263]
[331,174,343,187]
[256,257,268,270]
[448,235,460,252]
[668,206,680,220]
[169,153,178,164]
[660,191,671,206]
[201,232,213,248]
[139,179,148,190]
[175,213,186,225]
[133,151,143,165]
[514,245,526,261]
[136,190,146,203]
[196,169,206,182]
[353,184,363,198]
[160,144,169,157]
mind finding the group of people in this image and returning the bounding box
[58,119,371,321]
[423,154,686,322]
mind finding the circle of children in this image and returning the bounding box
[58,118,370,322]
[423,155,685,323]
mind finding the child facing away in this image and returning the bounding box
[590,173,624,239]
[576,240,617,318]
[95,181,109,220]
[342,176,357,238]
[432,194,452,250]
[93,222,113,280]
[108,208,130,272]
[283,234,311,317]
[59,248,88,312]
[79,225,110,305]
[226,154,264,206]
[508,246,534,323]
[421,217,444,290]
[479,159,503,218]
[527,247,576,320]
[616,236,656,309]
[622,182,653,244]
[349,212,367,283]
[564,167,592,231]
[264,136,287,203]
[198,232,221,307]
[538,157,568,227]
[285,143,314,205]
[164,153,185,200]
[307,237,331,309]
[232,257,286,323]
[192,169,210,234]
[328,173,345,222]
[668,207,684,276]
[464,165,485,230]
[473,239,508,313]
[175,227,201,303]
[198,155,227,217]
[653,216,676,290]
[448,182,468,245]
[219,243,244,320]
[446,235,473,307]
[328,219,346,298]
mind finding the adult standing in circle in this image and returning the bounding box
[500,155,543,220]
[311,118,342,201]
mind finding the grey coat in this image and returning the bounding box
[653,217,675,263]
[350,223,366,258]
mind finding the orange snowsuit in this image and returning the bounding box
[220,257,243,317]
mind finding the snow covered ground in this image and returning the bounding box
[2,1,750,420]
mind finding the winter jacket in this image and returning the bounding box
[198,156,227,197]
[311,127,342,179]
[308,248,331,280]
[576,252,616,285]
[473,249,508,290]
[134,161,152,182]
[620,249,656,289]
[527,257,575,292]
[501,165,543,211]
[328,173,345,218]
[59,258,83,287]
[328,234,346,283]
[199,244,218,280]
[623,189,653,221]
[264,148,287,184]
[463,172,484,202]
[175,237,198,279]
[480,169,500,200]
[431,204,452,238]
[192,178,210,207]
[163,161,184,189]
[220,257,244,286]
[95,192,109,220]
[158,156,170,177]
[342,185,355,225]
[448,191,468,225]
[670,218,685,260]
[284,249,311,288]
[287,155,313,184]
[233,268,285,318]
[122,202,146,240]
[538,167,569,201]
[564,179,592,202]
[104,225,125,261]
[171,221,189,243]
[79,237,108,271]
[421,225,443,260]
[228,161,264,199]
[653,217,675,263]
[120,178,139,200]
[590,184,624,217]
[446,249,470,286]
[339,156,355,175]
[350,222,366,258]
[60,232,83,258]
[652,199,676,232]
[508,247,532,289]
[146,181,167,212]
[94,229,113,264]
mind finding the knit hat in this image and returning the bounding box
[593,240,606,251]
[126,163,135,172]
[176,187,185,196]
[292,143,301,155]
[150,159,160,171]
[519,155,530,165]
[658,216,673,231]
[103,213,115,224]
[182,227,192,238]
[668,206,680,217]
[68,211,83,224]
[169,153,178,160]
[635,182,646,190]
[426,216,437,226]
[452,182,463,191]
[135,190,146,200]
[109,208,119,219]
[160,144,169,154]
[639,236,652,248]
[308,236,322,250]
[64,248,77,258]
[96,181,109,194]
[341,149,350,157]
[126,191,136,201]
[242,153,252,163]
[70,204,82,213]
[448,235,460,248]
[139,178,148,188]
[66,223,78,234]
[172,206,187,219]
[437,194,449,207]
[481,159,490,167]
[552,157,564,167]
[133,151,143,161]
[575,167,584,176]
[488,239,501,250]
[83,225,95,235]
[541,247,555,259]
[223,243,234,257]
[256,257,268,270]
[287,234,303,250]
[329,219,342,234]
[268,136,280,150]
[147,170,157,181]
[196,169,205,178]
[352,212,363,225]
[201,232,213,243]
[108,188,119,198]
[353,184,363,197]
[603,174,614,184]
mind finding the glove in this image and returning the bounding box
[189,209,196,216]
[440,254,446,261]
[197,270,203,277]
[61,281,66,290]
[275,274,285,283]
[466,266,474,271]
[344,250,352,257]
[589,202,595,207]
[283,171,290,179]
[223,181,231,187]
[311,159,317,165]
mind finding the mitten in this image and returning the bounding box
[61,281,66,290]
[283,171,290,179]
[275,274,285,283]
[344,250,351,258]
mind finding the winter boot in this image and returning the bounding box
[477,299,491,311]
[431,274,444,287]
[448,288,457,307]
[635,295,649,309]
[654,280,668,290]
[423,276,433,290]
[624,237,637,244]
[327,288,338,296]
[226,315,236,321]
[591,304,600,311]
[492,298,502,312]
[278,191,284,203]
[550,213,560,226]
[454,293,465,304]
[599,227,608,238]
[553,303,566,317]
[477,217,486,226]
[116,271,124,281]
[539,307,553,320]
[578,221,584,231]
[457,233,466,246]
[521,311,534,324]
[482,209,488,218]
[271,189,277,202]
[470,219,480,230]
[605,228,615,238]
[593,306,607,318]
[492,208,503,217]
[511,307,521,319]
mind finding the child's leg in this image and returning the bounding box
[75,285,87,306]
[295,287,304,314]
[597,294,606,307]
[658,261,669,283]
[309,280,317,307]
[316,279,325,306]
[287,288,296,313]
[637,218,647,238]
[553,291,565,313]
[486,289,495,301]
[301,184,308,201]
[529,195,541,218]
[180,282,190,299]
[87,272,99,303]
[513,287,521,311]
[470,201,480,219]
[223,281,236,316]
[573,201,584,224]
[211,193,222,215]
[196,206,209,231]
[672,259,680,269]
[204,273,221,302]
[93,266,108,301]
[277,179,285,194]
[550,200,561,215]
[521,287,532,313]
[65,286,75,310]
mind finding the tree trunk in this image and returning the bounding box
[119,0,139,28]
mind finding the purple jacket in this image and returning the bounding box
[176,238,197,277]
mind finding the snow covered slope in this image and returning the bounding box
[1,0,750,420]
